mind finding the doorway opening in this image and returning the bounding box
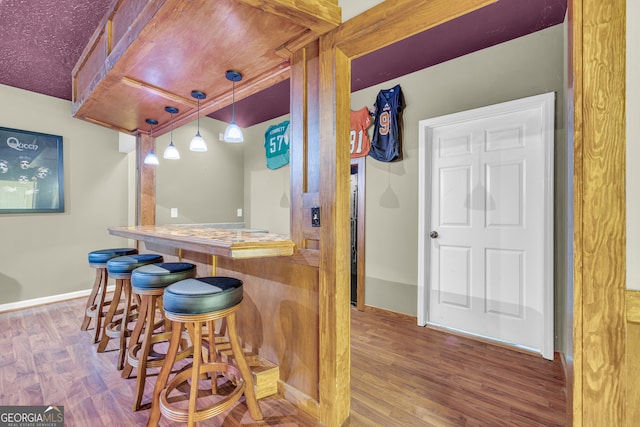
[350,157,366,311]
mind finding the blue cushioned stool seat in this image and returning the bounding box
[82,248,139,341]
[124,262,197,411]
[163,277,243,315]
[99,253,163,369]
[88,248,138,265]
[131,262,197,290]
[106,254,164,275]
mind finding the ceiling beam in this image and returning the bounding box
[333,0,498,59]
[237,0,341,34]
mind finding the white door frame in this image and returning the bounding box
[417,92,555,359]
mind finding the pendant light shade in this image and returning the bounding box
[143,118,159,165]
[163,106,180,160]
[189,90,207,152]
[223,70,244,143]
[223,122,243,142]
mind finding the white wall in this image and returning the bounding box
[0,84,130,305]
[155,117,244,225]
[339,0,384,21]
[351,24,567,319]
[627,0,640,290]
[243,115,291,235]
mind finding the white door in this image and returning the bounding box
[417,93,554,360]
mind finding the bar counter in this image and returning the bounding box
[108,223,319,413]
[108,224,295,259]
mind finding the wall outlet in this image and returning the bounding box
[219,133,224,142]
[237,208,243,217]
[311,206,321,227]
[170,207,178,218]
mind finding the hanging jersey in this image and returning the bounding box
[264,120,290,170]
[350,107,372,158]
[370,85,404,162]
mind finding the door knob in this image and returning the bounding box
[430,231,439,239]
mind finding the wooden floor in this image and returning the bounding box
[0,298,566,426]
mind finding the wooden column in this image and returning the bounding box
[570,0,626,425]
[318,31,351,427]
[136,132,155,226]
[289,34,350,425]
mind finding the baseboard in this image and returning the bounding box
[361,304,417,325]
[559,352,569,390]
[277,380,319,420]
[0,285,115,314]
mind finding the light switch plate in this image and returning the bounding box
[170,208,178,218]
[311,206,320,227]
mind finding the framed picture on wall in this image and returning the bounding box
[0,126,64,213]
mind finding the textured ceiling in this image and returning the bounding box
[0,0,567,128]
[0,0,113,99]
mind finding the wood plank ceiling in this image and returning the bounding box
[71,0,340,136]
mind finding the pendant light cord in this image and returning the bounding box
[197,98,200,133]
[231,80,236,122]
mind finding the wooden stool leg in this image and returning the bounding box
[97,278,123,353]
[122,295,149,379]
[81,267,102,331]
[147,322,182,427]
[207,319,217,394]
[188,321,203,427]
[117,280,134,370]
[92,269,110,343]
[132,294,158,411]
[227,312,263,421]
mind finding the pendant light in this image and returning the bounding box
[163,106,180,160]
[143,118,159,165]
[189,90,207,152]
[223,70,244,143]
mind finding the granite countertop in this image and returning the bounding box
[108,224,294,259]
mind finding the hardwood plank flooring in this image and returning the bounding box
[0,299,566,426]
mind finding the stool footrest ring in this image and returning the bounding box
[127,331,192,369]
[159,362,245,423]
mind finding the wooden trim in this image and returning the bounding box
[290,45,309,248]
[627,291,640,324]
[120,77,196,107]
[568,1,582,425]
[237,0,341,34]
[571,0,626,425]
[277,380,320,420]
[333,0,497,59]
[317,31,351,427]
[627,290,640,425]
[137,133,155,226]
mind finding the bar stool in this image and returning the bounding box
[98,253,164,370]
[123,262,197,411]
[81,248,138,343]
[147,277,263,427]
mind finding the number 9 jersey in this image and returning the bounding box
[370,85,404,162]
